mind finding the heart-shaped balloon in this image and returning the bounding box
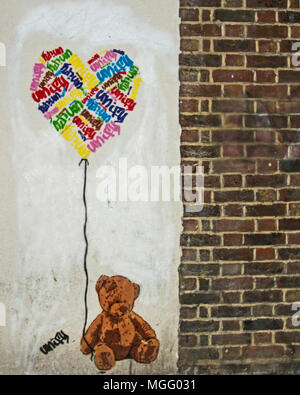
[30,48,142,159]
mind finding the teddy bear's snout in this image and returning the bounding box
[119,305,128,314]
[110,302,129,316]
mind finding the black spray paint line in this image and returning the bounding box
[79,158,95,360]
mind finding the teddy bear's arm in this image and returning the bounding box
[129,312,158,340]
[80,314,103,355]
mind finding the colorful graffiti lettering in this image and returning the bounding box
[30,48,142,158]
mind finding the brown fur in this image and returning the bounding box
[80,275,160,371]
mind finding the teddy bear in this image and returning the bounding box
[80,274,160,371]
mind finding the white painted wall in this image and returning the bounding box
[0,0,181,374]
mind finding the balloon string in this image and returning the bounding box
[79,159,94,360]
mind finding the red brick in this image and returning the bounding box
[224,0,243,6]
[257,11,276,23]
[179,335,197,347]
[202,10,211,21]
[180,277,197,292]
[225,54,244,66]
[222,292,241,304]
[254,333,272,345]
[180,8,199,21]
[246,145,287,158]
[257,219,276,231]
[183,219,199,232]
[288,233,300,244]
[286,290,300,302]
[180,54,222,67]
[279,11,300,23]
[291,26,300,38]
[242,346,284,359]
[280,40,300,53]
[212,130,254,143]
[213,70,253,82]
[225,25,244,37]
[291,116,300,128]
[246,204,286,217]
[181,24,221,37]
[245,174,286,187]
[212,277,253,291]
[180,307,197,320]
[224,115,243,127]
[289,203,300,216]
[246,85,287,98]
[255,277,275,289]
[180,84,222,97]
[213,159,255,173]
[223,174,242,187]
[258,40,277,53]
[256,190,276,202]
[181,249,197,262]
[247,55,286,68]
[280,189,300,201]
[222,347,242,360]
[246,0,287,7]
[223,234,243,246]
[215,9,254,22]
[256,248,275,261]
[256,70,276,83]
[257,160,277,173]
[180,0,221,5]
[180,99,199,113]
[224,85,244,98]
[222,264,242,275]
[224,204,243,217]
[291,0,300,9]
[214,39,255,53]
[204,175,220,188]
[289,145,300,158]
[179,69,198,82]
[214,190,254,202]
[180,39,199,52]
[212,333,251,345]
[222,320,240,331]
[256,130,275,143]
[212,100,253,113]
[290,175,300,186]
[214,248,253,261]
[280,71,300,84]
[247,25,287,38]
[256,101,276,114]
[278,101,300,113]
[279,219,300,231]
[213,219,254,232]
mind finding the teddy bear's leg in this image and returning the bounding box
[130,338,160,364]
[94,342,116,371]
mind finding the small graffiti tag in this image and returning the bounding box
[40,330,69,355]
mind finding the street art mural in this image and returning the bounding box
[30,48,160,371]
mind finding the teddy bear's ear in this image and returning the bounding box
[96,275,109,293]
[133,283,140,299]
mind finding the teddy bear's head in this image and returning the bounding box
[95,275,140,317]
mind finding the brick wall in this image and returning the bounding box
[179,0,300,374]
